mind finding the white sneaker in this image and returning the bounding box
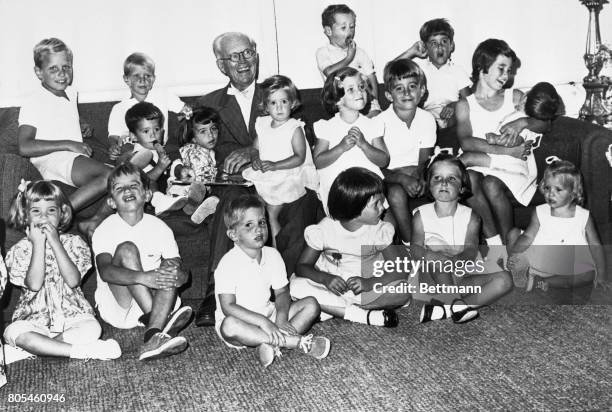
[190,196,220,224]
[3,345,36,364]
[86,339,122,360]
[151,192,187,216]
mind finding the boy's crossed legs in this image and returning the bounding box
[105,241,192,360]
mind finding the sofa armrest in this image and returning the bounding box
[582,128,612,244]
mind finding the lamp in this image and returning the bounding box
[579,0,609,124]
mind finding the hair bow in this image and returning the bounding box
[427,146,454,167]
[545,155,562,165]
[17,179,30,193]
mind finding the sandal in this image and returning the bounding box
[419,299,446,323]
[366,309,399,327]
[450,299,479,324]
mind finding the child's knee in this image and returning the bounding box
[114,241,141,263]
[62,318,101,345]
[482,176,504,195]
[300,296,321,316]
[387,184,408,205]
[220,316,240,339]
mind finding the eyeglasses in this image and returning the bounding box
[218,48,257,63]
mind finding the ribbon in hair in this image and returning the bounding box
[17,179,30,194]
[427,146,453,167]
[545,155,562,165]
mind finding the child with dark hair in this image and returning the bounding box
[380,59,437,244]
[314,67,389,214]
[459,81,564,176]
[292,167,411,327]
[4,180,121,360]
[507,158,606,291]
[397,18,471,128]
[412,154,513,323]
[93,162,192,361]
[316,4,381,117]
[242,75,318,246]
[215,194,330,368]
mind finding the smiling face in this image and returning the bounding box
[216,34,258,91]
[425,34,453,68]
[192,122,218,150]
[480,54,513,91]
[428,160,464,202]
[338,74,368,112]
[108,172,151,214]
[228,206,268,255]
[385,76,425,111]
[265,88,293,124]
[131,118,164,150]
[35,51,73,96]
[123,65,155,101]
[541,175,575,210]
[28,199,62,229]
[325,12,356,49]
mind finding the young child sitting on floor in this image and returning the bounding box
[242,75,318,246]
[292,167,411,327]
[316,4,381,117]
[507,158,607,292]
[4,180,121,360]
[215,194,330,368]
[92,163,193,361]
[121,101,189,216]
[397,18,471,129]
[313,66,389,214]
[379,59,436,245]
[17,38,112,233]
[411,154,513,323]
[107,52,191,155]
[167,106,223,224]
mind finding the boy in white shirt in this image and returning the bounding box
[380,59,436,244]
[315,4,381,117]
[215,194,330,368]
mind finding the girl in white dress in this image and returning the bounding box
[507,158,606,291]
[242,75,318,246]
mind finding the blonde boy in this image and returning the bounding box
[215,194,330,368]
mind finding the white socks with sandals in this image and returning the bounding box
[344,305,386,326]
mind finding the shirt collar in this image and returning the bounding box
[424,58,453,70]
[227,82,255,98]
[233,244,267,266]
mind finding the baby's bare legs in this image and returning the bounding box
[267,203,284,248]
[70,156,112,210]
[386,183,412,243]
[458,151,492,169]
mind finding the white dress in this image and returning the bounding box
[466,89,538,206]
[414,203,472,256]
[242,117,318,205]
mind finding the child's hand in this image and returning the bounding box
[339,134,357,152]
[485,133,502,145]
[345,39,357,61]
[67,141,93,157]
[259,161,277,173]
[346,277,373,295]
[401,175,422,197]
[348,127,366,149]
[261,319,286,347]
[508,141,532,160]
[157,152,172,171]
[276,319,298,336]
[507,253,529,275]
[80,121,93,139]
[499,118,528,146]
[440,102,456,120]
[408,41,428,59]
[324,274,348,296]
[27,223,46,245]
[179,166,195,182]
[40,223,60,247]
[108,143,122,161]
[142,268,179,290]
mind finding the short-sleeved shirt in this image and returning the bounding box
[18,87,82,168]
[92,213,180,304]
[214,245,288,326]
[316,43,375,80]
[379,106,436,169]
[5,234,94,327]
[107,89,185,144]
[416,59,471,117]
[305,217,394,281]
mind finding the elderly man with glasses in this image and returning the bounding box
[194,32,322,327]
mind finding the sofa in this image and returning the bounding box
[1,86,612,325]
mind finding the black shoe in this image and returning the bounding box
[366,309,399,327]
[195,295,216,327]
[450,299,479,324]
[419,299,446,323]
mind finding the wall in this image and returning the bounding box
[1,0,612,108]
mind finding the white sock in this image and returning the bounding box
[344,305,384,326]
[486,235,503,246]
[69,343,89,359]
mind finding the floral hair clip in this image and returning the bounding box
[545,155,562,165]
[17,179,30,194]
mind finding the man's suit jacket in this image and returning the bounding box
[195,83,262,165]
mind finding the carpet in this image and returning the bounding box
[2,303,611,411]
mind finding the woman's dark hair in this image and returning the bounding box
[328,167,384,220]
[471,38,521,89]
[525,82,565,121]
